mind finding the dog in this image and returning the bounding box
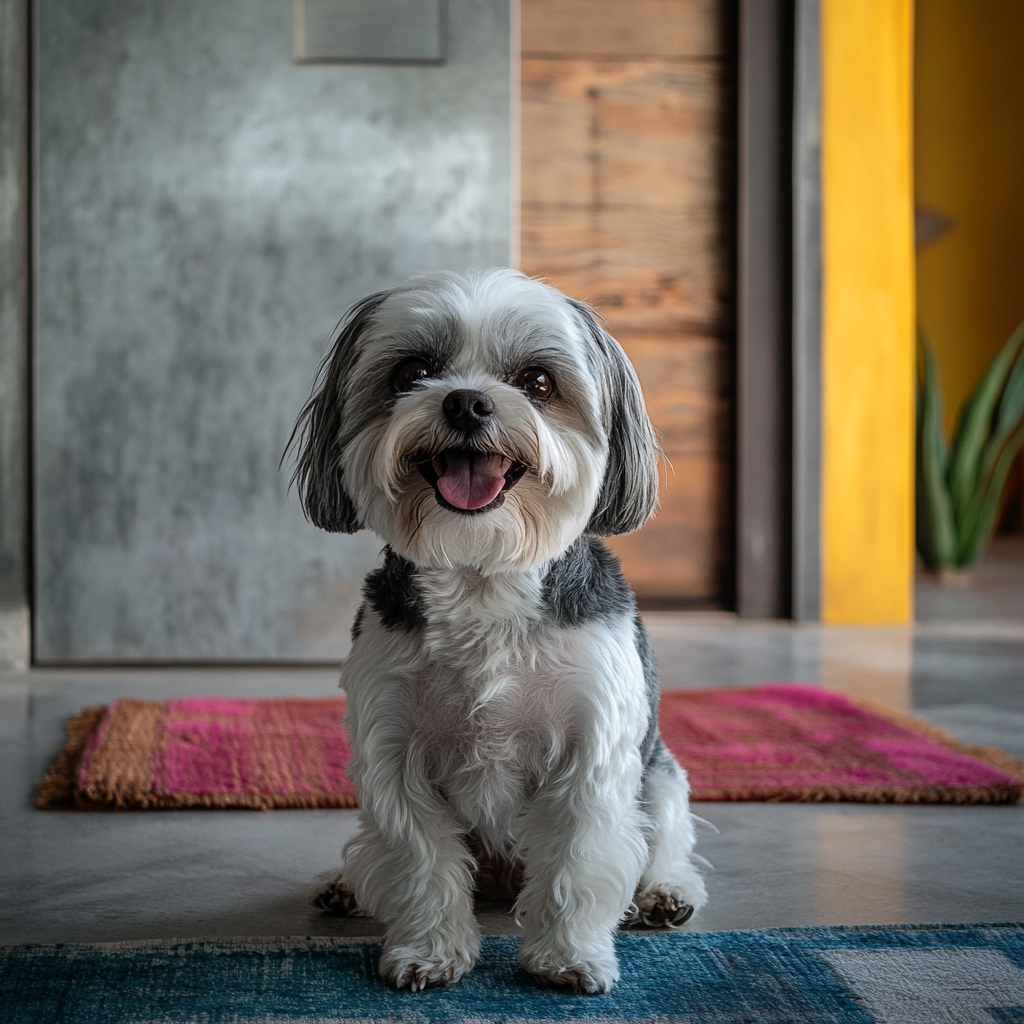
[289,268,707,994]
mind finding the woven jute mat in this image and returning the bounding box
[37,685,1022,811]
[37,696,356,810]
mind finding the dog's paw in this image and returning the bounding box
[520,945,618,995]
[528,965,611,995]
[622,883,695,929]
[379,947,474,992]
[310,879,365,916]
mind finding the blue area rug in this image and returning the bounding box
[2,923,1023,1023]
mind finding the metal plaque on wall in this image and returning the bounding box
[294,0,446,64]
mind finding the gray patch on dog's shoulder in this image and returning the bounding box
[633,612,666,772]
[350,602,366,642]
[363,548,424,632]
[541,537,634,627]
[544,543,665,777]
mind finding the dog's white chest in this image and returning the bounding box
[412,656,570,833]
[342,563,651,844]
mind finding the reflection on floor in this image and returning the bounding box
[1,542,1022,945]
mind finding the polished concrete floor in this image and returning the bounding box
[2,543,1023,945]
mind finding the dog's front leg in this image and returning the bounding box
[515,754,648,994]
[343,766,479,990]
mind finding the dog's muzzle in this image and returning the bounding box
[413,388,529,514]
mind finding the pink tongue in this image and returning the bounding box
[433,451,512,510]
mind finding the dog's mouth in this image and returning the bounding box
[417,449,528,514]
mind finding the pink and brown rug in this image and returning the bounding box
[37,684,1023,811]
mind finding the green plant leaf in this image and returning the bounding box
[962,349,1024,544]
[947,318,1024,516]
[915,339,956,569]
[995,345,1024,434]
[955,418,1024,566]
[974,347,1024,502]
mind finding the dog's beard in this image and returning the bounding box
[386,471,594,572]
[344,386,605,572]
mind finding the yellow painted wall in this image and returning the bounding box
[915,0,1024,435]
[820,0,916,624]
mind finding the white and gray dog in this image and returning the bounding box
[290,268,706,994]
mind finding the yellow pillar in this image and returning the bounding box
[820,0,916,624]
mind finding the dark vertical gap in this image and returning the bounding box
[777,0,795,619]
[735,0,794,618]
[716,0,740,613]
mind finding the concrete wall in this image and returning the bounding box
[33,0,512,661]
[0,0,29,668]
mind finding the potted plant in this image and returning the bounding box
[917,318,1024,581]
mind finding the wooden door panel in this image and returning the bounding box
[520,203,726,333]
[521,0,734,604]
[521,60,727,208]
[521,0,727,59]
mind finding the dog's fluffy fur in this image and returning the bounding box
[290,268,706,994]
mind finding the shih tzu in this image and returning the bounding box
[289,268,706,994]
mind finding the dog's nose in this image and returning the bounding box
[442,389,494,432]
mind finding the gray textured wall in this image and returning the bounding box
[0,0,29,668]
[34,0,511,661]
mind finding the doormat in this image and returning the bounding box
[3,924,1024,1024]
[37,697,357,811]
[36,684,1023,811]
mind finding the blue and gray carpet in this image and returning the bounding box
[2,923,1023,1023]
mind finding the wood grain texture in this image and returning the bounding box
[522,59,727,207]
[620,335,732,457]
[521,204,726,334]
[605,335,732,600]
[521,57,733,337]
[522,0,730,59]
[520,0,734,602]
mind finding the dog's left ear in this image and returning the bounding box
[285,292,390,533]
[569,300,660,536]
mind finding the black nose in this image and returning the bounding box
[442,389,494,432]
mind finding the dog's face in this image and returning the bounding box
[291,269,658,572]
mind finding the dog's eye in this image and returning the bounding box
[514,367,555,401]
[394,358,433,392]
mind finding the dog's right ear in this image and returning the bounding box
[285,292,390,533]
[568,299,660,537]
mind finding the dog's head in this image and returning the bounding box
[289,269,659,572]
